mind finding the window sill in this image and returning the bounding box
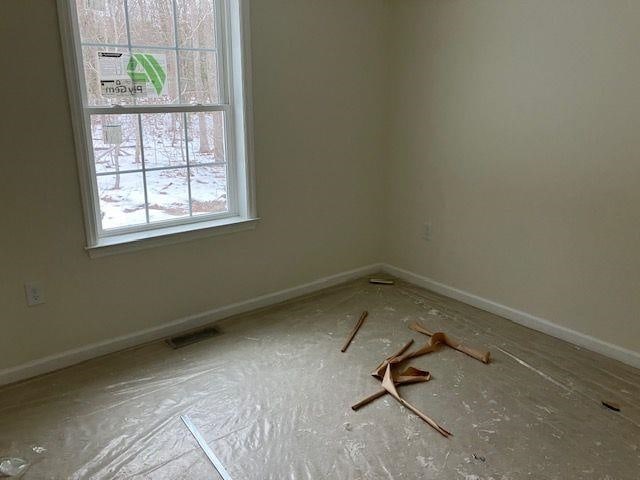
[86,216,260,258]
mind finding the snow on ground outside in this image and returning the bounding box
[92,113,228,230]
[97,166,227,230]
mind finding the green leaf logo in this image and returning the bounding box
[127,53,167,95]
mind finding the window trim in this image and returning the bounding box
[57,0,257,255]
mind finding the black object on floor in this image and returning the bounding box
[602,400,621,412]
[166,326,222,349]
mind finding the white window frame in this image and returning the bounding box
[57,0,257,257]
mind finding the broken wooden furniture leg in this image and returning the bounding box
[395,332,446,363]
[410,321,491,364]
[341,311,369,352]
[352,366,431,411]
[371,339,414,377]
[602,400,621,412]
[372,333,446,379]
[381,364,452,438]
[369,278,395,285]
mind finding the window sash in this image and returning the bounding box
[88,111,236,238]
[81,41,218,53]
[65,0,240,239]
[77,0,228,108]
[85,104,229,115]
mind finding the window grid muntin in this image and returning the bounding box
[88,110,231,235]
[75,0,233,236]
[136,112,151,223]
[95,161,227,177]
[81,41,217,54]
[170,0,183,105]
[87,104,228,115]
[182,112,193,217]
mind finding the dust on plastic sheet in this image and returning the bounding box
[1,278,639,479]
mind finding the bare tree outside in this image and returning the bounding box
[76,0,229,230]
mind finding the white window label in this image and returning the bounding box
[103,124,123,145]
[98,52,167,98]
[86,0,106,12]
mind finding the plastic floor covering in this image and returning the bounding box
[1,278,639,479]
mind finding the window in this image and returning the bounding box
[58,0,256,255]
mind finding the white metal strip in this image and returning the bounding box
[180,415,233,480]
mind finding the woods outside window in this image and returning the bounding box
[58,0,256,255]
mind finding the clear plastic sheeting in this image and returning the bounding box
[1,278,639,479]
[0,457,29,478]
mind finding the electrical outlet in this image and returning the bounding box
[423,222,433,242]
[24,282,45,306]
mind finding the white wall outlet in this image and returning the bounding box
[24,282,45,306]
[423,222,433,242]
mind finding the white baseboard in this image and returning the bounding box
[0,263,383,386]
[5,261,637,387]
[382,264,640,370]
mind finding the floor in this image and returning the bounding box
[1,278,639,479]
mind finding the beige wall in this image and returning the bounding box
[0,0,388,370]
[386,0,640,353]
[3,0,639,374]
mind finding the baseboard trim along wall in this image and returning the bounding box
[382,264,640,370]
[0,263,383,387]
[3,261,638,386]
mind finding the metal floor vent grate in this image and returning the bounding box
[166,326,223,349]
